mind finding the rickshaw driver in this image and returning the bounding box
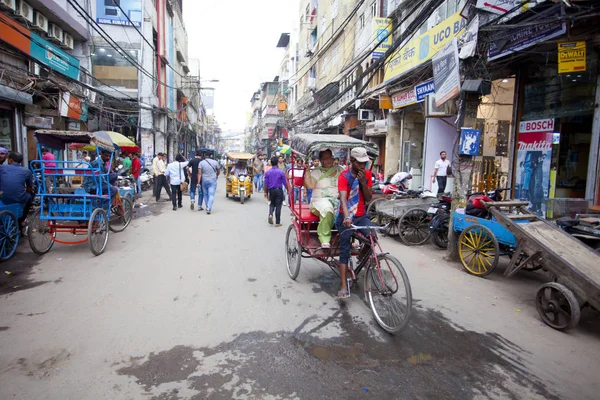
[82,150,118,198]
[230,160,249,177]
[336,147,375,299]
[303,149,344,249]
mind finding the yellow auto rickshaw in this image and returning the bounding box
[225,152,254,204]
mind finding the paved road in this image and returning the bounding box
[1,179,599,399]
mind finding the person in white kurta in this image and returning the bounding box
[303,149,345,248]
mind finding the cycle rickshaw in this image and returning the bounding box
[285,134,412,334]
[0,201,23,262]
[29,130,133,256]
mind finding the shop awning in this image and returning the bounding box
[0,84,33,105]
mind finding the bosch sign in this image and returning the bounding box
[519,119,555,133]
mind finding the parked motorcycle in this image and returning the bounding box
[428,195,452,249]
[140,171,154,191]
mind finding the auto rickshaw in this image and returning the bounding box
[225,152,254,204]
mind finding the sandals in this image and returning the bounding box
[337,289,350,299]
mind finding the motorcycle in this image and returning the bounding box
[140,171,154,191]
[428,195,453,249]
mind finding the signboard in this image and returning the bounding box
[60,92,88,121]
[96,0,142,27]
[415,80,435,102]
[0,15,80,81]
[488,7,566,61]
[515,131,553,217]
[432,38,461,107]
[24,116,53,129]
[384,11,467,83]
[372,18,392,59]
[519,118,555,133]
[459,128,482,156]
[558,41,586,74]
[458,15,479,59]
[392,88,417,109]
[475,0,517,15]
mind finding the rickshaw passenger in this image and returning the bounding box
[0,152,34,230]
[336,147,374,299]
[230,160,248,177]
[303,149,344,249]
[82,150,118,198]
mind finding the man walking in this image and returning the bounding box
[432,151,451,195]
[264,157,287,227]
[131,152,142,198]
[198,154,220,214]
[187,150,203,210]
[253,154,265,193]
[154,153,172,201]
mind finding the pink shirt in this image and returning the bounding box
[42,152,56,174]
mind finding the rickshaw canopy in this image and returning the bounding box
[226,152,254,161]
[34,130,117,151]
[290,134,379,158]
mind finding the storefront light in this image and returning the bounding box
[99,48,106,52]
[107,54,113,57]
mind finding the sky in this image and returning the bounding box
[184,0,299,133]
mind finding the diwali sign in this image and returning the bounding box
[515,121,554,217]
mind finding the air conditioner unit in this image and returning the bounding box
[0,0,16,12]
[358,109,374,121]
[14,0,33,22]
[48,23,63,43]
[31,62,49,78]
[32,11,48,33]
[61,32,73,50]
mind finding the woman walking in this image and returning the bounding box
[165,154,189,211]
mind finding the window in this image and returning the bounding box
[0,110,14,151]
[371,1,377,17]
[331,0,338,19]
[359,13,365,29]
[92,47,139,89]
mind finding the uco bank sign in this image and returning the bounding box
[519,118,555,133]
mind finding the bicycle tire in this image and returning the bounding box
[364,253,412,334]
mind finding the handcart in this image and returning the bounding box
[453,201,600,330]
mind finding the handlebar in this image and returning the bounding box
[350,224,390,231]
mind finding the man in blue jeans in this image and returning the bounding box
[186,150,203,210]
[198,154,220,214]
[336,147,374,299]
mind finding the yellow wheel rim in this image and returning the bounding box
[459,228,496,276]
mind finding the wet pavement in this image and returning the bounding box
[0,180,598,399]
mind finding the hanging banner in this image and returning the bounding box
[515,128,553,217]
[372,18,392,59]
[384,11,467,83]
[558,41,586,74]
[432,38,461,108]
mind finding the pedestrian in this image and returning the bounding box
[264,156,287,227]
[0,147,9,165]
[186,149,203,210]
[131,152,142,198]
[81,150,91,162]
[121,152,132,174]
[198,153,220,214]
[253,154,265,192]
[154,153,172,201]
[333,157,340,166]
[432,151,451,195]
[165,154,189,211]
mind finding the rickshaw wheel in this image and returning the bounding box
[28,209,55,255]
[364,254,412,334]
[226,193,229,198]
[0,210,19,261]
[285,224,302,280]
[240,195,245,205]
[399,209,431,245]
[88,209,109,256]
[109,198,133,233]
[535,282,580,330]
[458,225,499,277]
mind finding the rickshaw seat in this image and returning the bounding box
[296,204,320,223]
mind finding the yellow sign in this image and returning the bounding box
[372,18,392,59]
[558,41,586,74]
[384,11,467,83]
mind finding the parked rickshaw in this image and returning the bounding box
[29,130,133,256]
[225,152,254,204]
[285,134,412,334]
[0,201,23,262]
[453,199,600,331]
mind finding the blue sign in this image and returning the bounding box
[30,33,80,81]
[96,0,142,27]
[459,128,481,156]
[415,80,435,102]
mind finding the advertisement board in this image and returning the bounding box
[414,80,435,102]
[372,18,392,59]
[384,11,467,83]
[96,0,142,27]
[60,92,88,121]
[391,88,417,109]
[432,38,461,107]
[558,41,586,74]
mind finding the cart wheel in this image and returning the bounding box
[367,198,387,225]
[226,193,229,198]
[535,282,580,330]
[431,214,450,249]
[28,209,55,255]
[0,210,19,261]
[364,253,412,334]
[285,224,302,280]
[88,209,109,256]
[109,197,133,233]
[399,208,431,245]
[458,225,499,277]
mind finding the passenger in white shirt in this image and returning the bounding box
[390,171,412,190]
[432,151,451,195]
[165,154,189,211]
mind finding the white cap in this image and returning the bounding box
[350,147,369,163]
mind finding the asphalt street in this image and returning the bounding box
[0,178,599,399]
